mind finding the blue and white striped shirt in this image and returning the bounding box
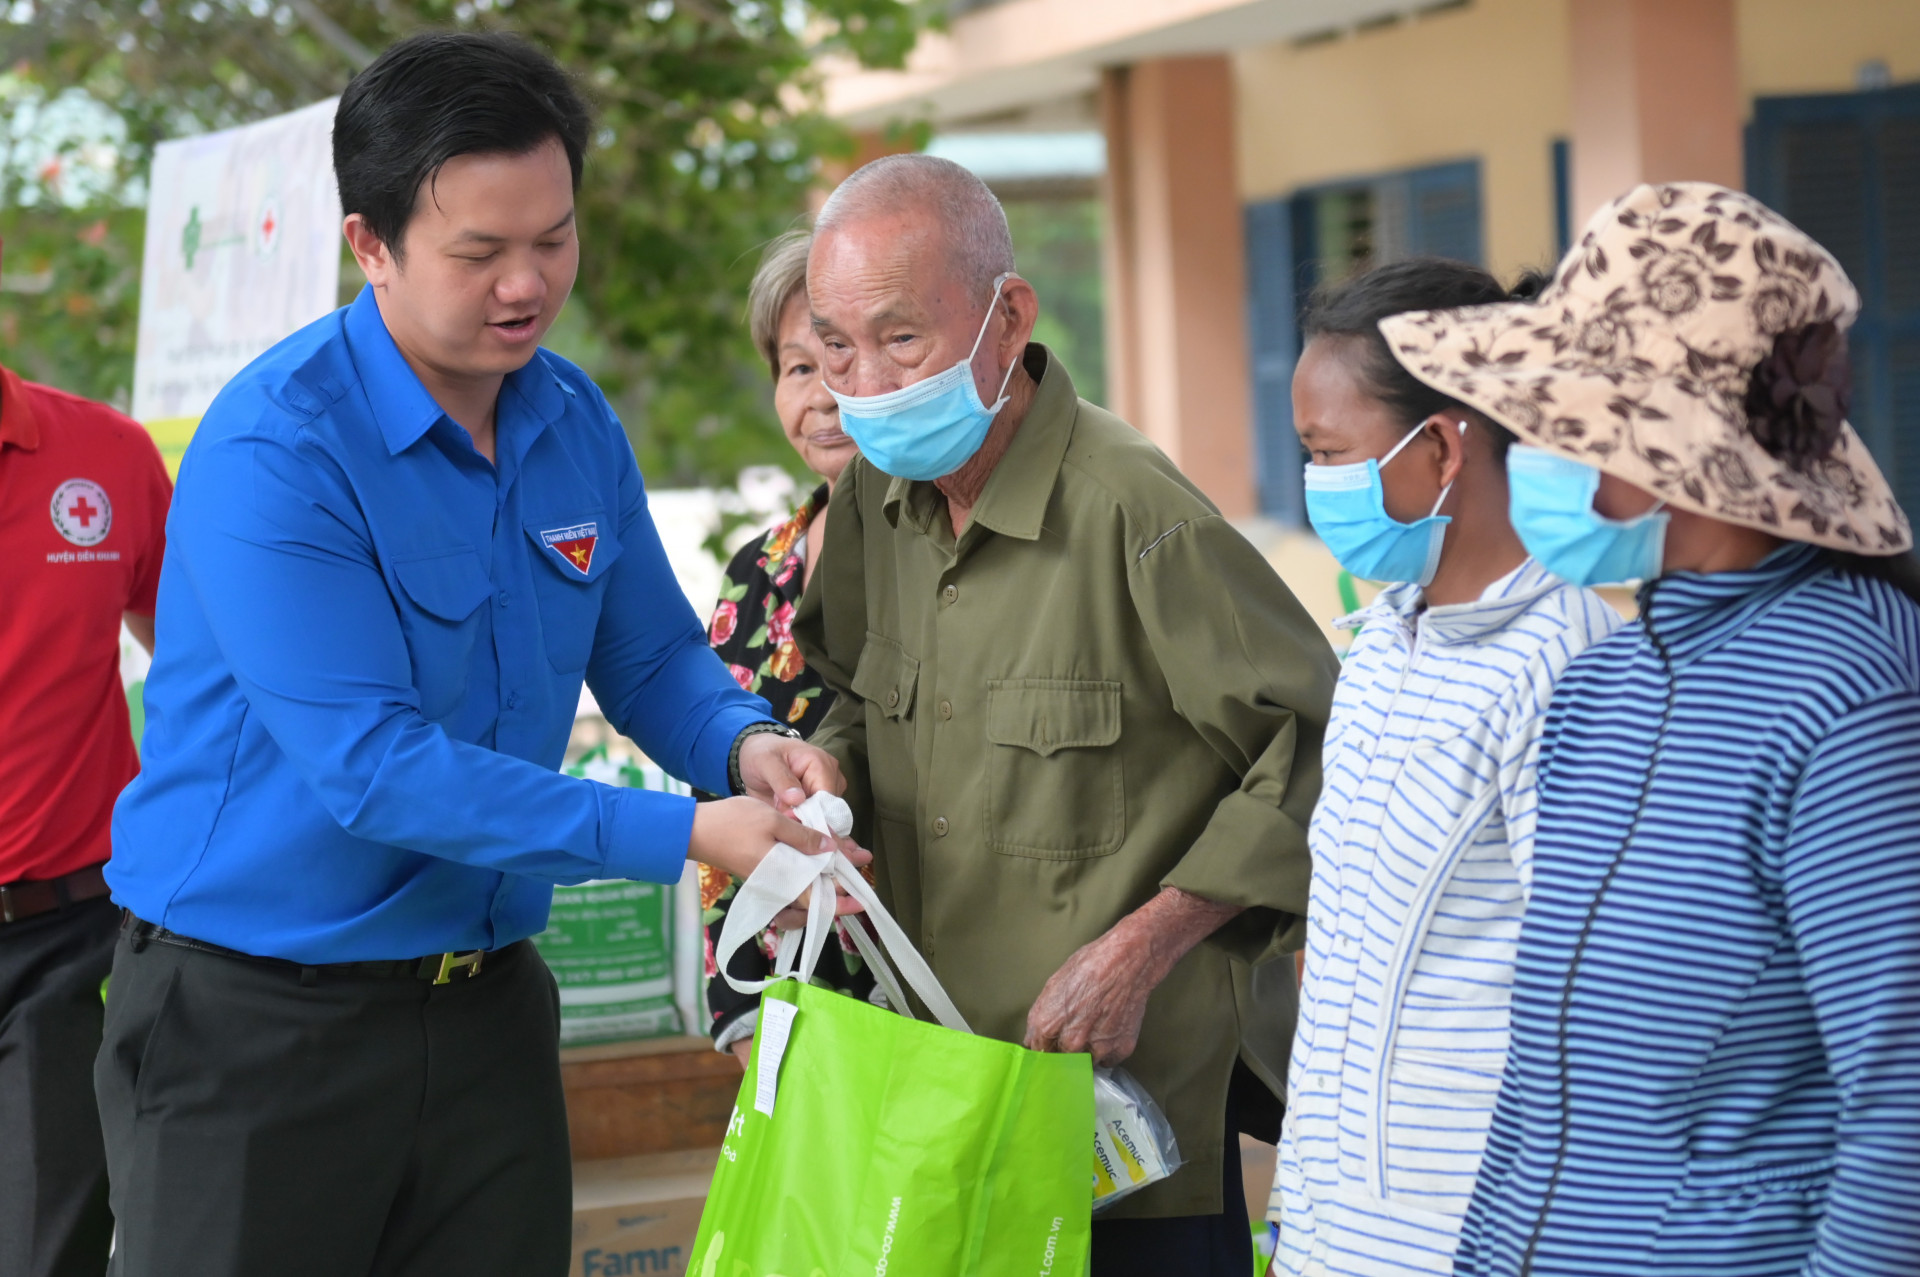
[1271,559,1618,1276]
[1455,544,1920,1277]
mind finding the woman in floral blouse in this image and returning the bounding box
[702,229,874,1063]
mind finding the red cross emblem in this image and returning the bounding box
[49,478,112,548]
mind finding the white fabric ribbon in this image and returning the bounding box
[714,793,971,1035]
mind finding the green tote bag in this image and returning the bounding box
[691,797,1093,1277]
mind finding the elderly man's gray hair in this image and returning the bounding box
[815,153,1017,295]
[746,228,812,381]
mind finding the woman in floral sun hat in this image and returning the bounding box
[1383,182,1920,1277]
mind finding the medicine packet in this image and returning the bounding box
[1091,1067,1182,1211]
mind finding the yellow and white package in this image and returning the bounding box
[1091,1067,1182,1210]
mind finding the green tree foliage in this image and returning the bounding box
[0,0,935,484]
[0,206,144,406]
[1003,196,1105,407]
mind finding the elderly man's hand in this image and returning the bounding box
[1024,886,1245,1067]
[736,732,845,815]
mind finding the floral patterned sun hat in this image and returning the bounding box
[1380,181,1912,554]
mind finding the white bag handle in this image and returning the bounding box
[714,793,972,1035]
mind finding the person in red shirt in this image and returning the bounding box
[0,351,170,1277]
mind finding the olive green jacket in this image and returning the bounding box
[794,347,1337,1217]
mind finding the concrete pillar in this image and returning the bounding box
[1100,58,1257,520]
[1569,0,1743,225]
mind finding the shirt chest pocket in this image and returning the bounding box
[849,632,920,821]
[985,679,1125,860]
[523,515,624,674]
[391,548,494,722]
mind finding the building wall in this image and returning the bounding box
[1738,0,1920,98]
[1233,0,1572,282]
[1234,0,1920,286]
[1235,0,1920,635]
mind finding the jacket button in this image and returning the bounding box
[938,699,953,719]
[886,689,900,709]
[933,816,949,837]
[942,583,958,604]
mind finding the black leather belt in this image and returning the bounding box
[122,913,501,986]
[1,863,112,924]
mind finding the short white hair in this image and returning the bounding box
[815,153,1016,294]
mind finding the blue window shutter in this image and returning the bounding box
[1878,114,1920,314]
[1245,197,1305,524]
[1751,82,1920,523]
[1406,160,1483,265]
[1552,139,1572,257]
[1888,338,1920,521]
[1877,111,1920,520]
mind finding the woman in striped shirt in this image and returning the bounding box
[1268,260,1620,1277]
[1381,183,1920,1277]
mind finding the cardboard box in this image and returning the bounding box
[571,1147,718,1277]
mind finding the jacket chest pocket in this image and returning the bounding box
[391,548,494,722]
[985,679,1124,859]
[849,632,920,820]
[523,515,623,674]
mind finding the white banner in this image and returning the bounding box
[132,97,342,470]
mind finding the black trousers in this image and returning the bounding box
[94,923,572,1277]
[1089,1061,1262,1277]
[0,895,118,1277]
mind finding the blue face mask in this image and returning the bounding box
[1303,421,1459,586]
[1506,445,1669,586]
[826,273,1019,482]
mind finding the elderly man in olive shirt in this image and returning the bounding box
[793,154,1337,1275]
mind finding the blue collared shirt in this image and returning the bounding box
[110,287,773,962]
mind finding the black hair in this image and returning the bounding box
[333,31,591,260]
[1301,257,1549,458]
[1738,321,1920,603]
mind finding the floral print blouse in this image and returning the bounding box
[707,483,834,732]
[699,484,873,1042]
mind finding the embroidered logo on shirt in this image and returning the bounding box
[49,478,113,547]
[540,522,598,576]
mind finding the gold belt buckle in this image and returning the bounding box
[432,949,485,985]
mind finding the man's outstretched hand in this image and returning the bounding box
[1024,886,1244,1067]
[735,732,845,815]
[688,797,870,929]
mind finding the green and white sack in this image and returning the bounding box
[532,748,702,1046]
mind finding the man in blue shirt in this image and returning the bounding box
[96,32,853,1277]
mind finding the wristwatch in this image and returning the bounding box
[728,721,803,796]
